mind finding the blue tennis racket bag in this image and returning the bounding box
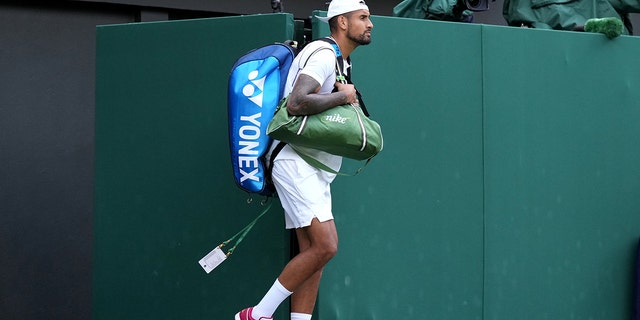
[228,42,295,196]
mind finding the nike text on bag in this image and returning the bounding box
[266,96,383,161]
[228,43,295,196]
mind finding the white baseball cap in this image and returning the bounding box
[316,0,370,23]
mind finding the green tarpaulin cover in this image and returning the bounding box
[393,0,474,22]
[503,0,640,34]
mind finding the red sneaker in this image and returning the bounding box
[234,307,273,320]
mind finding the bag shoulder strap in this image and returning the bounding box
[290,144,371,177]
[263,140,286,195]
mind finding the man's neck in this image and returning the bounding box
[330,34,356,60]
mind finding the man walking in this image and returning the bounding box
[235,1,373,319]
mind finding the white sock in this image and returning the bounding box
[290,312,312,320]
[252,279,293,319]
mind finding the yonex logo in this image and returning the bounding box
[237,112,261,183]
[237,69,266,184]
[242,70,266,107]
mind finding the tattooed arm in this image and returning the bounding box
[286,74,359,116]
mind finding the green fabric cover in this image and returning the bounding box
[393,0,474,21]
[503,0,640,34]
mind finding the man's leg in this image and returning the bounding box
[249,218,337,319]
[278,218,338,292]
[290,226,325,315]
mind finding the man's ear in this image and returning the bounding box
[338,15,348,30]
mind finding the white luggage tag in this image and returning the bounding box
[198,245,228,274]
[198,201,273,274]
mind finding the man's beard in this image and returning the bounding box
[347,29,372,45]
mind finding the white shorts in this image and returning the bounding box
[271,158,335,229]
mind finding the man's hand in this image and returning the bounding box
[334,82,358,105]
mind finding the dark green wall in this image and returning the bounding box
[324,16,640,320]
[481,26,640,319]
[94,14,294,319]
[319,16,485,320]
[95,13,640,320]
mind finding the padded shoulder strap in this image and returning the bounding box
[316,37,349,81]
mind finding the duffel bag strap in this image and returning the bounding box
[289,144,371,176]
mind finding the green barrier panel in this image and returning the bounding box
[95,11,640,320]
[94,14,294,320]
[315,15,640,320]
[319,16,486,319]
[482,26,640,319]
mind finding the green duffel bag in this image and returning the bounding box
[267,96,383,161]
